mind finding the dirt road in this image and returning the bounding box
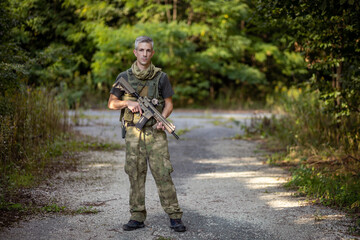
[0,110,356,240]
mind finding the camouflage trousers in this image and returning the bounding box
[125,126,183,222]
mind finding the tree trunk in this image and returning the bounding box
[240,20,245,30]
[187,7,193,25]
[210,85,215,101]
[173,0,177,21]
[335,61,342,106]
[164,0,171,23]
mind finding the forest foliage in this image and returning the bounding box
[2,0,309,108]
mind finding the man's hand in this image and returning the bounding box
[156,121,176,131]
[156,122,165,131]
[127,100,142,115]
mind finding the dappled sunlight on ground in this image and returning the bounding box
[246,177,287,188]
[194,157,261,165]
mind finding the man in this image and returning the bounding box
[108,36,186,232]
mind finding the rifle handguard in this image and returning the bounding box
[152,122,179,139]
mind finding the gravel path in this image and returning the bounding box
[0,110,356,240]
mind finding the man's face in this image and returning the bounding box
[133,42,154,67]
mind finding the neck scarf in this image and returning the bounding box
[131,61,162,80]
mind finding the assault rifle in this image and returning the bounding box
[116,77,179,140]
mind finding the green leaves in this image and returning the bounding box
[87,0,301,104]
[254,0,360,120]
[2,0,320,107]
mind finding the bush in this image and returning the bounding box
[266,85,360,153]
[286,163,360,212]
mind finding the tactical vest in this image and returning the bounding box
[121,69,165,126]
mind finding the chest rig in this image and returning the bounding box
[121,69,165,126]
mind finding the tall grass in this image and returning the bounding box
[0,88,69,190]
[267,86,360,153]
[257,86,360,213]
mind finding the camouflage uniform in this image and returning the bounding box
[120,68,183,222]
[125,126,182,222]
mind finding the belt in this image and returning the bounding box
[125,122,135,127]
[125,118,157,128]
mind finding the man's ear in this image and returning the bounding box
[133,49,137,56]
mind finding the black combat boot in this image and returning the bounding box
[123,220,145,231]
[170,219,186,232]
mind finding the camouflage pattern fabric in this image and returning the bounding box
[125,126,183,222]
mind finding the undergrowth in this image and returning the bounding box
[243,86,360,233]
[0,87,123,227]
[0,88,69,190]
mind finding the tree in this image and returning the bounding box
[254,0,360,116]
[84,0,307,106]
[4,0,309,107]
[0,0,28,97]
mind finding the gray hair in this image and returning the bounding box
[134,36,154,50]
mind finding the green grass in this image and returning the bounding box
[0,201,27,212]
[285,164,360,209]
[174,115,226,119]
[1,88,69,189]
[176,125,202,136]
[1,202,99,215]
[75,206,99,214]
[176,128,191,136]
[41,204,67,213]
[208,119,234,128]
[61,134,125,152]
[155,237,173,240]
